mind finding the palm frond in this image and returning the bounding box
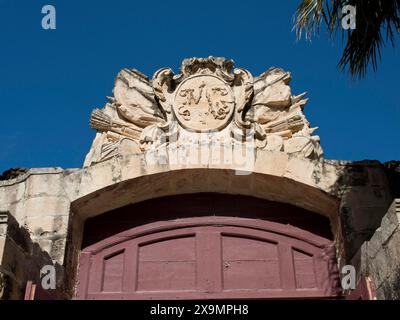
[294,0,400,78]
[339,0,400,78]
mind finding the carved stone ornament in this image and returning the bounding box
[173,75,234,131]
[84,57,324,167]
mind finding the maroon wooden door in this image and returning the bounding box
[76,217,340,299]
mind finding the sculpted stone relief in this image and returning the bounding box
[174,75,235,131]
[84,57,323,167]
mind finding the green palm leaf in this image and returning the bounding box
[294,0,400,78]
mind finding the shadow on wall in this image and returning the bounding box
[81,193,335,248]
[0,212,65,300]
[0,168,28,181]
[332,160,400,262]
[381,269,400,300]
[384,161,400,198]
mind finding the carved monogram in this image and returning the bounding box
[174,75,234,131]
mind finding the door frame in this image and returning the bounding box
[76,216,341,299]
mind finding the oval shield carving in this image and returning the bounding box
[173,75,235,132]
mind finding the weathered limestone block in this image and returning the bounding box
[254,150,289,177]
[0,182,26,212]
[14,196,70,219]
[0,170,71,267]
[283,155,317,185]
[25,173,66,198]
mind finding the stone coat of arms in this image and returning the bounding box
[85,57,323,167]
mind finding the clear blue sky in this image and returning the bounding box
[0,0,399,172]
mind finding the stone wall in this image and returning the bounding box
[0,169,74,299]
[0,168,74,265]
[336,160,394,260]
[0,212,65,299]
[353,199,400,299]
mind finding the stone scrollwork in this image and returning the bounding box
[84,57,323,167]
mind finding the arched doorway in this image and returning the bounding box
[75,194,341,299]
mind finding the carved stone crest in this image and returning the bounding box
[173,75,234,132]
[84,57,324,167]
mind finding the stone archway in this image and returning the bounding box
[65,165,342,299]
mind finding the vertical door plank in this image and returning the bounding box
[196,231,222,293]
[278,243,296,290]
[123,245,138,293]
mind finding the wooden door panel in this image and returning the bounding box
[293,249,317,289]
[222,235,280,290]
[77,217,341,299]
[102,250,124,292]
[137,236,196,291]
